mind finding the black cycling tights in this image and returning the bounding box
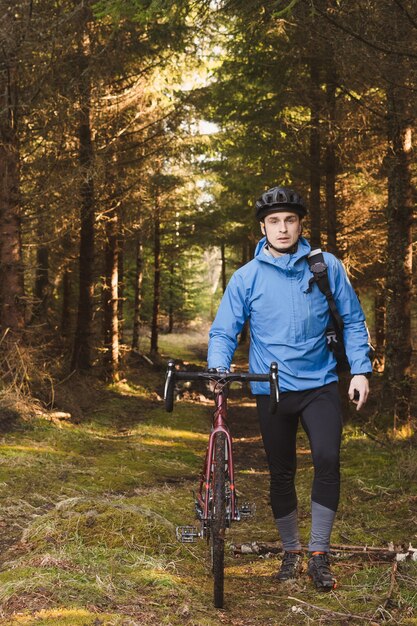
[256,382,342,519]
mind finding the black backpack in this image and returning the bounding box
[307,249,350,371]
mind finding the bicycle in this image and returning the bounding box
[163,360,279,609]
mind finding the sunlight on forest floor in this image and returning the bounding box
[0,334,417,624]
[139,325,210,365]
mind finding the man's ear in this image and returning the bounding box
[260,221,265,235]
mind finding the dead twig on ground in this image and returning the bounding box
[288,596,380,624]
[360,427,390,447]
[384,560,398,608]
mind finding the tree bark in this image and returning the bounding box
[118,229,124,344]
[383,82,413,427]
[325,55,338,254]
[0,59,25,336]
[71,17,95,371]
[103,204,119,381]
[132,229,144,351]
[168,261,174,334]
[221,242,226,293]
[61,232,72,338]
[32,245,49,322]
[309,56,321,249]
[374,289,385,362]
[150,201,160,356]
[61,270,71,338]
[239,242,249,345]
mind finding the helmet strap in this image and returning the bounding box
[266,239,298,255]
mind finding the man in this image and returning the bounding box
[207,185,372,590]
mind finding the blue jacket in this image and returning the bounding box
[208,236,372,394]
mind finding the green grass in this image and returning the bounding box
[138,327,209,366]
[1,352,417,624]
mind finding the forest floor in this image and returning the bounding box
[0,329,417,625]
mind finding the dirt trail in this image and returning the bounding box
[0,346,417,625]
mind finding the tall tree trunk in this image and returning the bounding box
[118,229,124,343]
[150,202,160,356]
[241,242,248,267]
[221,242,226,293]
[0,60,25,337]
[62,270,71,338]
[374,289,385,363]
[103,204,119,381]
[325,55,337,254]
[61,232,72,338]
[132,229,143,351]
[239,242,249,345]
[168,261,174,334]
[309,56,321,249]
[383,83,413,428]
[71,18,95,371]
[32,245,49,322]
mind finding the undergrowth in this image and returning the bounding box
[0,333,416,624]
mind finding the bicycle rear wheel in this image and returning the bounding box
[211,431,226,608]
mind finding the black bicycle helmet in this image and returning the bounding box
[255,186,307,220]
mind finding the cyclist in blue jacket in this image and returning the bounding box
[207,185,372,590]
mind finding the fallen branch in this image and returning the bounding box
[360,427,390,447]
[131,349,154,366]
[231,541,417,561]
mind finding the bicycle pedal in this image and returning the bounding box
[176,525,201,543]
[238,502,256,519]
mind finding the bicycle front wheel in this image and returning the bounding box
[211,431,226,608]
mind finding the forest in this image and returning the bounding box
[0,0,417,624]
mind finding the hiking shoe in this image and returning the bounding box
[274,551,303,581]
[307,552,336,591]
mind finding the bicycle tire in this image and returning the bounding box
[211,431,226,608]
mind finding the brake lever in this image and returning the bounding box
[268,362,279,414]
[271,362,279,403]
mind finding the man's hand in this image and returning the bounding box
[348,375,370,411]
[208,367,230,393]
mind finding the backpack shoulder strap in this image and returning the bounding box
[307,249,344,333]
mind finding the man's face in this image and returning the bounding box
[260,211,302,253]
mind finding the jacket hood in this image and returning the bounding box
[254,236,311,268]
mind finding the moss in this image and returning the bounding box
[0,608,129,625]
[2,352,417,624]
[0,566,105,607]
[22,498,177,554]
[129,569,180,588]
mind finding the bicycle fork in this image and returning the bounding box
[176,423,255,543]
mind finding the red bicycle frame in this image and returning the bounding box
[196,391,238,531]
[164,361,279,543]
